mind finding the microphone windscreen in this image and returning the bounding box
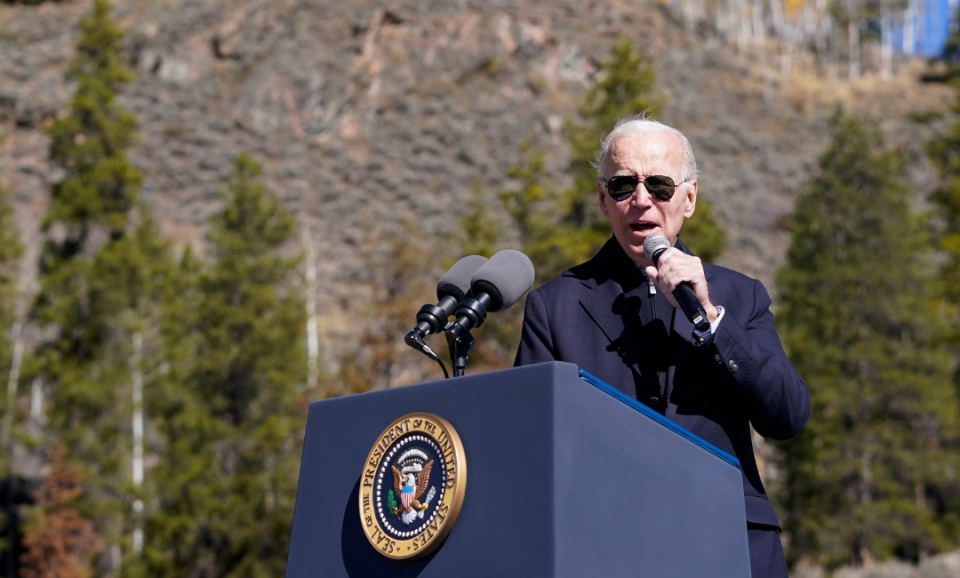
[643,234,671,265]
[436,255,489,302]
[469,249,535,312]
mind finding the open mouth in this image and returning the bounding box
[630,222,657,232]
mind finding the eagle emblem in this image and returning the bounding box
[360,413,467,560]
[389,449,437,525]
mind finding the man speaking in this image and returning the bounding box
[514,114,810,578]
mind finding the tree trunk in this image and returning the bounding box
[3,320,23,450]
[131,331,144,555]
[903,1,916,54]
[880,3,892,80]
[304,228,319,389]
[848,20,860,82]
[29,377,43,425]
[752,0,765,46]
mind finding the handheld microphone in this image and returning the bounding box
[404,255,488,358]
[642,235,710,333]
[446,249,535,339]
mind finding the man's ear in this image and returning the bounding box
[683,180,698,219]
[598,181,610,219]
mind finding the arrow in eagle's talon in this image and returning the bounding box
[418,486,437,518]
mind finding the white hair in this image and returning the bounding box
[595,113,699,183]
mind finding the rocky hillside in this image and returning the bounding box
[0,0,953,366]
[4,2,960,576]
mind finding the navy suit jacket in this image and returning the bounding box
[515,237,810,528]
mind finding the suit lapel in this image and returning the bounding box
[576,239,648,378]
[574,237,718,373]
[578,280,628,343]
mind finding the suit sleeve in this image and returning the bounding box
[514,289,556,367]
[712,278,810,440]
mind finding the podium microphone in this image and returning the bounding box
[446,249,535,339]
[642,234,710,333]
[405,255,489,361]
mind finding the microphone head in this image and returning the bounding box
[642,234,671,265]
[469,249,535,312]
[437,255,488,302]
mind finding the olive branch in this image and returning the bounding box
[387,489,399,516]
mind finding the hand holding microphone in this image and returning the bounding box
[642,234,715,334]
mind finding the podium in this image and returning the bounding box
[286,361,751,578]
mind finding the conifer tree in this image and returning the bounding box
[776,109,960,568]
[19,444,98,578]
[142,155,305,577]
[31,1,172,572]
[136,247,207,577]
[926,82,960,356]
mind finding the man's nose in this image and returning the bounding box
[628,183,656,207]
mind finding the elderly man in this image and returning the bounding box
[515,115,810,578]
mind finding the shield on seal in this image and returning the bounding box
[401,486,414,509]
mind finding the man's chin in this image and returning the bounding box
[613,235,648,265]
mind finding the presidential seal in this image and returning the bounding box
[359,413,466,560]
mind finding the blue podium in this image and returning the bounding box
[286,361,751,577]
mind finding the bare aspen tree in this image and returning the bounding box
[813,0,828,64]
[752,0,765,45]
[849,19,860,82]
[2,312,23,452]
[824,12,838,83]
[683,0,697,35]
[903,0,916,53]
[131,331,144,555]
[771,0,786,38]
[881,2,892,80]
[29,378,42,425]
[303,228,319,389]
[737,0,751,55]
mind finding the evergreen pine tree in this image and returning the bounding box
[776,108,960,568]
[137,247,208,577]
[30,1,173,572]
[142,154,305,577]
[926,81,960,356]
[19,444,98,578]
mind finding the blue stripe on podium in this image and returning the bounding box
[578,367,741,468]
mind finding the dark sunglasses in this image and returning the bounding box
[603,174,684,202]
